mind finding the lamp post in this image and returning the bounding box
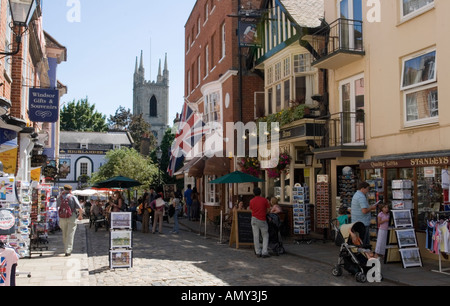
[156,147,163,187]
[2,0,35,56]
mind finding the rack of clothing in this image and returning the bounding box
[426,213,450,275]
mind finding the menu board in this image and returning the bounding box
[229,210,254,249]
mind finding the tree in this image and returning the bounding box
[150,127,181,187]
[108,106,156,152]
[90,147,158,189]
[60,98,107,132]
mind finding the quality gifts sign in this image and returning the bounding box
[29,88,59,123]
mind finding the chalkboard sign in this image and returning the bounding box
[229,210,254,249]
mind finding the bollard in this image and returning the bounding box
[198,212,203,236]
[204,209,207,238]
[219,210,223,244]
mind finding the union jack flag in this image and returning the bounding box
[167,103,206,176]
[0,257,7,284]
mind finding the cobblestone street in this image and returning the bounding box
[84,221,392,287]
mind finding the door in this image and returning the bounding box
[339,0,363,51]
[340,74,365,145]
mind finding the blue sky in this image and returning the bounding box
[41,0,197,124]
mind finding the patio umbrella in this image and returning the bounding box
[209,171,264,184]
[93,176,143,189]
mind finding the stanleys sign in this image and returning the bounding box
[29,88,59,123]
[360,156,450,169]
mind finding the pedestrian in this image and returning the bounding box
[191,187,200,221]
[184,184,193,220]
[350,181,377,246]
[141,192,151,233]
[337,206,350,228]
[375,203,390,258]
[171,191,182,234]
[269,197,282,214]
[57,185,84,256]
[249,187,271,258]
[110,190,124,212]
[150,194,165,234]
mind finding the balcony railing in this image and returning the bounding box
[313,111,367,158]
[309,18,365,69]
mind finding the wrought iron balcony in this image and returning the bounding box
[306,18,365,69]
[312,111,367,159]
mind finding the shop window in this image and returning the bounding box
[417,167,443,231]
[205,175,219,204]
[401,49,437,126]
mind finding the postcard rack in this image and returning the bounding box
[109,212,133,269]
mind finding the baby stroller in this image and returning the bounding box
[331,220,373,283]
[267,213,285,255]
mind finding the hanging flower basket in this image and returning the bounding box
[277,152,292,171]
[267,168,280,179]
[238,157,261,177]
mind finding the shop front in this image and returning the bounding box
[360,150,450,262]
[259,119,326,237]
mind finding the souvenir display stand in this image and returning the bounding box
[109,212,133,269]
[366,178,384,242]
[0,178,32,259]
[292,184,310,239]
[315,175,331,232]
[30,186,48,254]
[385,180,423,268]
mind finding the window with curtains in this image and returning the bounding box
[401,0,434,20]
[401,49,438,126]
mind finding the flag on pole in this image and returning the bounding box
[167,103,205,176]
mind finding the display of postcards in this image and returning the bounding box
[110,212,132,229]
[110,250,132,269]
[294,195,305,201]
[392,180,412,189]
[396,229,417,248]
[399,248,422,268]
[392,200,413,210]
[392,210,413,228]
[110,231,132,249]
[392,189,412,199]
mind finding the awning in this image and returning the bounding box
[203,156,230,176]
[188,158,206,178]
[174,157,204,176]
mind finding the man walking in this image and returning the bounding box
[249,187,271,258]
[351,181,377,246]
[57,185,83,256]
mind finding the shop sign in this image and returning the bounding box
[29,88,59,123]
[361,156,450,169]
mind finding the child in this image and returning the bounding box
[337,206,350,228]
[375,203,390,258]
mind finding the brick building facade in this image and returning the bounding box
[182,0,264,217]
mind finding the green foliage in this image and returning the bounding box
[90,147,158,189]
[60,98,108,132]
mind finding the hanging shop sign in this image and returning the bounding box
[28,88,59,123]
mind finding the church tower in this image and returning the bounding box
[133,51,169,146]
